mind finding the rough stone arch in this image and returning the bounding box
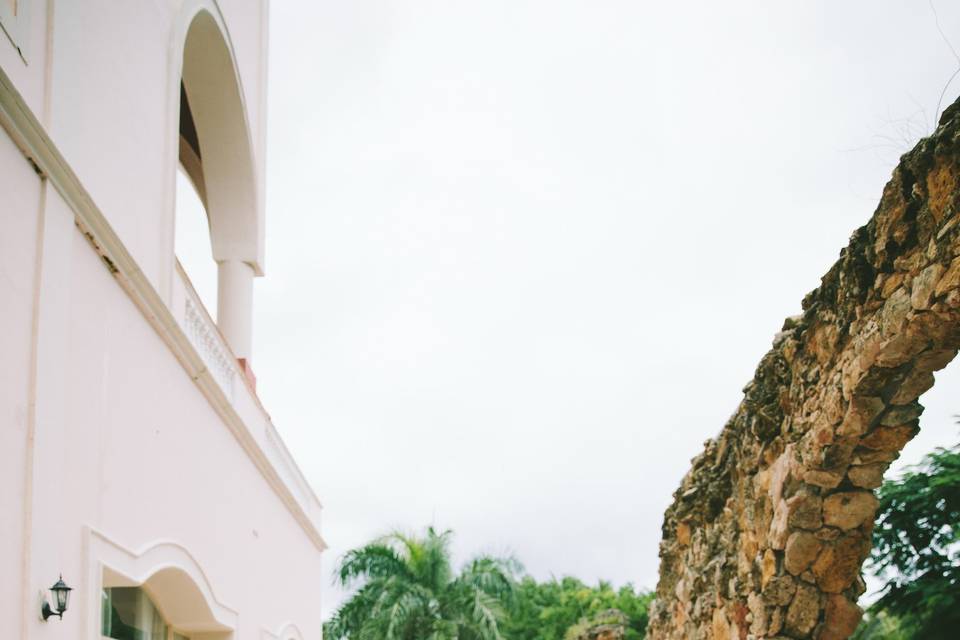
[647,99,960,640]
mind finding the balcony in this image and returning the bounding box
[171,261,236,402]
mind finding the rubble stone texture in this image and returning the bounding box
[647,97,960,640]
[568,610,628,640]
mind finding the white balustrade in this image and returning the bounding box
[175,265,236,402]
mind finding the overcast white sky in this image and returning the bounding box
[176,0,960,619]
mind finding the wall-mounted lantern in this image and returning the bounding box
[41,576,72,621]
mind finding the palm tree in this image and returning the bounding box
[324,527,519,640]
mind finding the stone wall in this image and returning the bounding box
[647,97,960,640]
[568,610,627,640]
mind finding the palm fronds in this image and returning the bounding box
[324,527,520,640]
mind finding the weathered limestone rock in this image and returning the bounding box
[889,370,936,404]
[859,424,917,451]
[837,396,883,437]
[787,493,824,530]
[768,607,785,636]
[647,95,960,640]
[802,469,844,489]
[911,263,945,309]
[812,533,869,593]
[568,610,627,640]
[762,575,797,607]
[762,548,778,588]
[822,492,879,530]
[711,607,732,640]
[784,584,820,637]
[816,596,862,640]
[784,532,822,576]
[851,447,897,465]
[846,464,888,489]
[934,257,960,296]
[814,527,840,542]
[878,402,923,426]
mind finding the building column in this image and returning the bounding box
[217,259,254,361]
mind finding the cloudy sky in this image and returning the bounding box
[177,0,960,618]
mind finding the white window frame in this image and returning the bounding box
[0,0,31,63]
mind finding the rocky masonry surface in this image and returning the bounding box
[647,97,960,640]
[569,610,628,640]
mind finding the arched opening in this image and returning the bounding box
[102,567,233,639]
[90,533,238,640]
[855,349,960,632]
[647,99,960,640]
[881,345,960,479]
[174,7,263,366]
[175,97,217,314]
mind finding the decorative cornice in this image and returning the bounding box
[0,64,326,553]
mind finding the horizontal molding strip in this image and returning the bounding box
[0,65,326,552]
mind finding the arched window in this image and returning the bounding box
[174,8,263,367]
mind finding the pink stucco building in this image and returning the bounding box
[0,2,325,639]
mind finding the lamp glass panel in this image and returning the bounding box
[55,585,70,611]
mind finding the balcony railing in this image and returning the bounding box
[172,262,236,402]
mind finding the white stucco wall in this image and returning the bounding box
[48,0,173,292]
[0,119,43,638]
[1,1,322,639]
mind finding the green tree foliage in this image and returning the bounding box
[849,611,908,640]
[502,576,654,640]
[859,441,960,639]
[324,527,519,640]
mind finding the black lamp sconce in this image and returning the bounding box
[41,575,72,621]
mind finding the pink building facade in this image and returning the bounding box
[0,2,325,639]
